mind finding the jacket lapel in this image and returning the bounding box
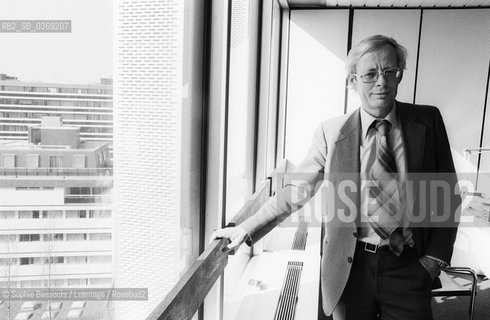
[334,109,361,174]
[396,101,426,173]
[333,110,361,227]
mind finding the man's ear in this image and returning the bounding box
[347,74,357,89]
[397,70,403,83]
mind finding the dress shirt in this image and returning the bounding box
[359,102,413,246]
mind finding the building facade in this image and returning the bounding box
[0,118,113,291]
[0,75,113,147]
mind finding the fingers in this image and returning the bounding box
[389,246,401,257]
[227,238,242,251]
[209,227,248,251]
[209,229,222,243]
[209,227,234,243]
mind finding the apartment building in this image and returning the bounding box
[0,117,113,290]
[0,74,113,146]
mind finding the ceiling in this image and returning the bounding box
[286,0,490,7]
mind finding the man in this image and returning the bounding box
[211,35,460,320]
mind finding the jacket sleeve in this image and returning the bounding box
[240,123,328,244]
[424,108,461,265]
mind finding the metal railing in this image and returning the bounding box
[64,195,112,204]
[0,167,113,177]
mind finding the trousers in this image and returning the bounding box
[332,241,433,320]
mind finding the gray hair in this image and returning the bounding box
[346,35,408,76]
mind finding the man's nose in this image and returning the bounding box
[375,72,388,85]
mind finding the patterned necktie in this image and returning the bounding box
[367,120,404,255]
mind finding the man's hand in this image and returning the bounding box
[210,226,249,251]
[418,256,442,281]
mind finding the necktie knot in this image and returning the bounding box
[374,120,391,137]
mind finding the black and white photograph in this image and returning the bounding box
[1,1,490,320]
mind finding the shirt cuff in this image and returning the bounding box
[424,255,449,269]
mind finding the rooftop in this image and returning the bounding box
[0,74,113,88]
[0,140,107,151]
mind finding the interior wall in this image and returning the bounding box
[285,8,490,188]
[480,69,490,192]
[416,9,490,174]
[285,10,349,165]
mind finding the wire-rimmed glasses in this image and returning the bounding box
[353,67,402,83]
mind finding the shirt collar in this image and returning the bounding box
[360,101,399,139]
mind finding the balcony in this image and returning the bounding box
[64,195,112,204]
[0,218,112,231]
[0,263,113,278]
[0,167,113,177]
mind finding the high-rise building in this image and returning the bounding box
[0,117,113,292]
[0,75,113,148]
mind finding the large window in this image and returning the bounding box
[18,210,40,219]
[26,154,40,168]
[19,234,40,242]
[0,211,15,219]
[66,233,87,241]
[2,154,16,167]
[0,9,113,312]
[49,155,63,168]
[203,1,285,319]
[224,0,260,222]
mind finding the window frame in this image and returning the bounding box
[2,154,16,168]
[203,1,286,319]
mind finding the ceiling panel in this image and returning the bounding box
[288,0,490,7]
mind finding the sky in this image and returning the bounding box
[0,0,112,84]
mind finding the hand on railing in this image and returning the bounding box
[210,226,248,251]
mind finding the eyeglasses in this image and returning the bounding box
[353,67,401,83]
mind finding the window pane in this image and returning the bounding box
[67,256,87,264]
[222,2,263,320]
[89,233,111,241]
[0,235,16,243]
[89,210,111,218]
[73,155,86,168]
[2,154,16,167]
[49,156,63,168]
[225,0,258,223]
[19,234,40,241]
[66,233,86,241]
[89,256,111,264]
[43,233,63,241]
[90,277,111,286]
[0,211,15,219]
[66,210,86,218]
[43,210,63,218]
[26,154,40,168]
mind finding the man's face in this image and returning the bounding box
[350,45,401,117]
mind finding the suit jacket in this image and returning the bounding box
[240,101,460,316]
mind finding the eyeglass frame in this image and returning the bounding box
[352,67,402,83]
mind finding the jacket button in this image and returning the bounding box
[353,232,358,238]
[347,257,353,263]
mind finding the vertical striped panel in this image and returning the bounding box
[292,217,308,251]
[273,261,304,320]
[114,1,183,319]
